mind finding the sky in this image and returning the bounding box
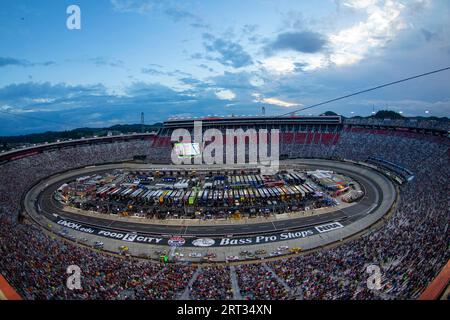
[0,0,449,135]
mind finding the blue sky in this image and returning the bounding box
[0,0,449,135]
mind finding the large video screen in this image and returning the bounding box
[173,142,201,158]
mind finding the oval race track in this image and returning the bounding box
[23,159,396,248]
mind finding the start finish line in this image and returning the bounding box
[54,218,346,248]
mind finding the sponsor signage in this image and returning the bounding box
[56,219,164,244]
[192,238,216,247]
[54,218,345,247]
[168,236,186,247]
[315,222,344,233]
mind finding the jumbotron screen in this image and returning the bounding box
[173,142,201,158]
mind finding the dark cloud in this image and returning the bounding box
[211,71,255,90]
[265,31,327,54]
[164,7,197,21]
[197,64,215,72]
[141,66,191,78]
[124,82,195,103]
[0,57,55,68]
[110,0,161,14]
[202,33,253,68]
[40,61,56,66]
[0,57,28,67]
[421,29,439,42]
[0,80,241,134]
[293,62,309,72]
[164,7,209,28]
[89,57,124,68]
[141,67,166,76]
[0,82,105,103]
[242,24,258,34]
[178,77,203,86]
[190,53,203,60]
[111,0,208,28]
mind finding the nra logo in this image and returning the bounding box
[314,222,344,233]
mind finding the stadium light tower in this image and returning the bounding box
[141,112,144,133]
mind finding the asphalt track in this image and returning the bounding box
[30,160,389,238]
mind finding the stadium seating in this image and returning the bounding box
[0,121,448,300]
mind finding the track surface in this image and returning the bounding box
[32,161,387,238]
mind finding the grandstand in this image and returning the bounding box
[0,115,449,300]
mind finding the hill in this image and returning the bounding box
[0,123,163,148]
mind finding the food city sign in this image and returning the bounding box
[55,219,344,247]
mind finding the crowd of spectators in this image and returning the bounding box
[235,264,290,300]
[0,217,196,299]
[189,266,233,300]
[344,117,450,131]
[0,140,162,218]
[0,127,448,300]
[268,128,449,299]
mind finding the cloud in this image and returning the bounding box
[178,77,203,86]
[421,28,439,42]
[279,10,306,31]
[164,7,197,21]
[0,80,257,135]
[141,65,192,78]
[110,0,157,14]
[265,31,328,54]
[110,0,208,28]
[0,57,28,67]
[202,33,253,68]
[252,93,300,108]
[341,0,379,10]
[197,64,215,72]
[1,1,447,135]
[328,0,406,66]
[0,82,111,123]
[124,82,195,103]
[0,81,190,134]
[141,67,166,76]
[242,24,258,34]
[261,0,410,75]
[0,82,106,104]
[210,71,256,90]
[0,57,55,68]
[215,89,236,100]
[260,56,298,74]
[89,57,124,68]
[164,7,208,28]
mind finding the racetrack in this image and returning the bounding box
[24,159,396,249]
